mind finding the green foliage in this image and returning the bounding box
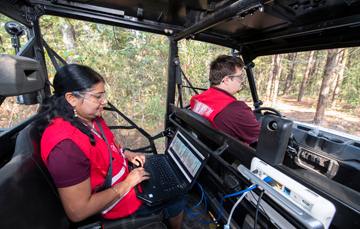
[178,39,230,104]
[39,16,169,141]
[341,48,360,106]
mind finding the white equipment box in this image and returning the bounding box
[238,157,336,229]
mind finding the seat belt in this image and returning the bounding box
[94,118,113,192]
[42,38,67,71]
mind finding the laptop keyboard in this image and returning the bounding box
[149,156,183,191]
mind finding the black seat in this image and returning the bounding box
[180,108,215,128]
[0,123,166,229]
[0,123,70,229]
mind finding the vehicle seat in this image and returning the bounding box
[0,123,166,229]
[180,108,215,128]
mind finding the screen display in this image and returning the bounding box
[167,131,205,183]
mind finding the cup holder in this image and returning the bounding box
[305,133,318,147]
[321,138,345,156]
[351,141,360,148]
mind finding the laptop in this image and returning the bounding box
[131,130,209,205]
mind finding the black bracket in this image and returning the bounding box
[215,142,229,156]
[164,127,175,138]
[253,100,263,107]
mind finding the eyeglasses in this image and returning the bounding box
[72,91,107,103]
[228,74,245,83]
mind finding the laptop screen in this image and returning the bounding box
[167,131,206,183]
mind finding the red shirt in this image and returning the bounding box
[47,139,90,188]
[193,86,261,144]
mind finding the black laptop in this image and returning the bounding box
[132,130,209,205]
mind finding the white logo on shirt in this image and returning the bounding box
[110,143,119,154]
[192,99,214,117]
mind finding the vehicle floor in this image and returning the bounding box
[181,190,220,229]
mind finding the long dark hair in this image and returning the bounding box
[35,64,105,145]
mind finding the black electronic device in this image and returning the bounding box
[132,130,209,205]
[256,115,293,165]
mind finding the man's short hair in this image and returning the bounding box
[209,55,245,86]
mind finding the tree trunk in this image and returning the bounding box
[331,48,349,107]
[256,69,264,94]
[298,51,315,103]
[284,52,297,95]
[61,18,77,64]
[329,49,343,97]
[307,51,319,85]
[314,49,338,125]
[0,35,5,52]
[266,55,276,101]
[271,54,283,107]
[307,51,321,97]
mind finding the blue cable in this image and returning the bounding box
[189,183,207,215]
[263,176,272,183]
[186,177,273,225]
[185,185,257,224]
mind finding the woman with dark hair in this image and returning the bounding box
[36,64,186,229]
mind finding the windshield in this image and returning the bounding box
[178,40,360,139]
[254,49,360,139]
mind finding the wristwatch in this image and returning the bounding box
[122,147,130,153]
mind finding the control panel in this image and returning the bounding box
[295,148,339,179]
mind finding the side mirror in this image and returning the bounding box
[0,54,45,97]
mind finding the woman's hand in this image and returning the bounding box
[124,150,146,167]
[125,167,150,188]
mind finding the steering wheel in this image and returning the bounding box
[253,107,283,118]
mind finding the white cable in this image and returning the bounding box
[224,190,249,229]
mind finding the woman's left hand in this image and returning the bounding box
[123,150,145,167]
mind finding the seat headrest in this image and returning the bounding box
[12,123,41,158]
[181,109,215,128]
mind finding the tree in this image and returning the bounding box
[0,35,4,52]
[314,49,339,125]
[307,51,323,97]
[331,48,348,107]
[298,51,315,103]
[271,54,283,106]
[266,55,276,100]
[256,69,264,94]
[60,18,77,64]
[284,52,297,95]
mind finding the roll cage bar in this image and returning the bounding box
[2,1,360,228]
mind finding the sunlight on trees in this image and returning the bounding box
[1,13,359,138]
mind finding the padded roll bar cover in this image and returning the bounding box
[255,115,293,166]
[0,54,45,96]
[180,108,215,128]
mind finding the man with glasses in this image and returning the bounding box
[191,55,260,145]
